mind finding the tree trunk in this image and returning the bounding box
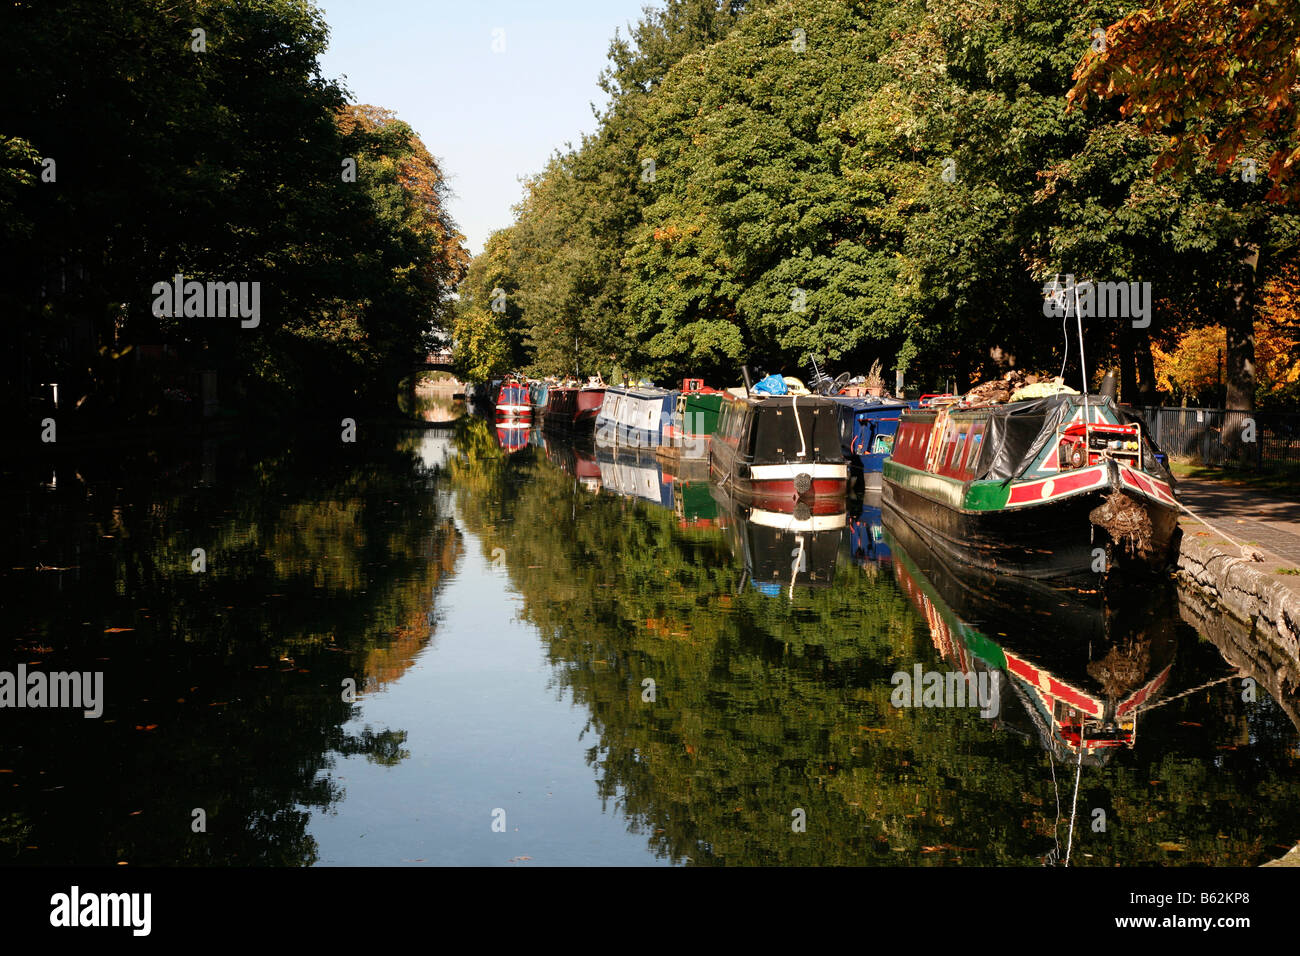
[1224,244,1260,412]
[1119,326,1137,404]
[1135,334,1157,403]
[955,351,971,393]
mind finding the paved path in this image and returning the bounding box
[1174,478,1300,564]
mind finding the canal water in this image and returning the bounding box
[2,415,1298,866]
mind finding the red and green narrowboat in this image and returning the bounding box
[882,393,1179,580]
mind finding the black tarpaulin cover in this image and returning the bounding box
[969,394,1175,484]
[972,395,1074,481]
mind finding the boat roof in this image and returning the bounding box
[826,395,910,413]
[604,385,675,399]
[905,394,1169,482]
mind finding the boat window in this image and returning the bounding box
[946,429,967,473]
[964,425,985,476]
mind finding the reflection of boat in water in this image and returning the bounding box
[495,423,530,454]
[847,494,892,566]
[712,484,846,597]
[543,434,602,493]
[670,472,720,530]
[595,447,673,508]
[884,510,1177,764]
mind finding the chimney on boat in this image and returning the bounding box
[1099,370,1117,401]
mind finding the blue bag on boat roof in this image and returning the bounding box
[753,374,788,396]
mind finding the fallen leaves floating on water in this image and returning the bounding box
[103,627,134,633]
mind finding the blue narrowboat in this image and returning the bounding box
[529,381,550,416]
[828,396,913,491]
[848,497,892,565]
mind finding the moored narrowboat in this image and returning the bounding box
[541,377,606,436]
[595,385,678,452]
[542,386,578,433]
[882,393,1179,580]
[828,395,912,491]
[529,380,550,415]
[576,380,606,432]
[658,378,725,462]
[709,391,847,514]
[495,380,531,421]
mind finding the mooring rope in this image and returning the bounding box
[1064,743,1083,866]
[1173,498,1266,561]
[1131,673,1240,716]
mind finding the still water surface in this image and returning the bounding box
[2,416,1298,865]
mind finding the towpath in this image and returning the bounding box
[1174,477,1300,565]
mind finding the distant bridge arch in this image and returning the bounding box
[414,348,454,372]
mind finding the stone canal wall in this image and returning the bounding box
[1175,529,1300,689]
[1177,529,1300,869]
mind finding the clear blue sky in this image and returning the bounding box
[316,0,654,256]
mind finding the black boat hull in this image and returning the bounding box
[882,477,1180,582]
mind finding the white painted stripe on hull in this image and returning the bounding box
[496,404,531,414]
[749,509,847,531]
[749,462,847,481]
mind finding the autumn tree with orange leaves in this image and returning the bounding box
[1068,0,1300,411]
[1069,0,1300,203]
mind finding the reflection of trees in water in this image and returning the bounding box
[0,434,460,865]
[331,727,410,768]
[449,440,1300,866]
